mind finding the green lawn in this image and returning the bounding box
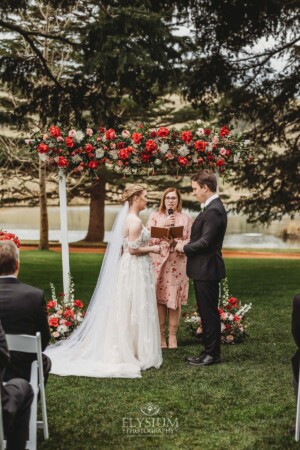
[18,252,300,449]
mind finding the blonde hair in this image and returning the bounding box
[159,188,182,214]
[121,184,145,205]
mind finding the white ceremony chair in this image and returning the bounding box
[5,332,49,450]
[0,388,5,450]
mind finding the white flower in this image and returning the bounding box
[57,324,69,333]
[196,127,204,136]
[39,154,48,162]
[196,119,202,125]
[122,130,131,138]
[233,152,240,163]
[110,150,118,160]
[74,314,83,322]
[154,158,162,165]
[74,130,85,142]
[221,323,225,332]
[96,148,105,158]
[25,139,33,145]
[72,155,82,163]
[158,143,169,154]
[243,139,250,146]
[178,144,189,156]
[102,136,107,143]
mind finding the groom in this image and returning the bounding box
[176,170,227,366]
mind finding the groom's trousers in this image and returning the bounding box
[193,280,221,357]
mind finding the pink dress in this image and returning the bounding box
[147,211,193,310]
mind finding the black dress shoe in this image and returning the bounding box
[188,354,221,366]
[186,351,206,363]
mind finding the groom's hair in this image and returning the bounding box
[191,170,217,193]
[0,241,19,275]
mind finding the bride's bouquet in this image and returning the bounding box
[47,274,85,343]
[183,278,252,344]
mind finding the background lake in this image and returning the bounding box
[1,205,299,249]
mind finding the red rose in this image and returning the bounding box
[204,128,211,136]
[64,309,74,319]
[118,148,129,160]
[65,136,75,148]
[225,304,233,310]
[219,126,230,137]
[74,300,84,308]
[157,127,169,138]
[141,152,150,162]
[216,158,225,167]
[233,315,240,322]
[127,146,134,153]
[88,161,99,169]
[197,157,204,164]
[37,142,49,154]
[218,308,224,315]
[178,156,188,166]
[150,131,157,138]
[206,153,215,162]
[225,149,231,156]
[181,130,193,143]
[47,300,56,309]
[225,324,231,331]
[49,318,59,328]
[117,142,125,149]
[49,125,61,138]
[57,156,68,167]
[99,127,106,133]
[228,297,238,308]
[132,132,143,144]
[64,321,72,327]
[84,143,94,153]
[194,140,207,152]
[105,128,116,140]
[145,139,157,153]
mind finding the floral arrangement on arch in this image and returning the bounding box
[0,230,21,248]
[183,278,252,344]
[47,274,85,343]
[26,122,251,177]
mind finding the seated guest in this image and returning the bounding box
[0,241,51,383]
[291,294,300,396]
[0,319,33,450]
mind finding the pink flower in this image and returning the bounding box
[43,134,49,141]
[121,130,131,139]
[211,136,219,145]
[68,129,76,137]
[86,128,93,136]
[219,147,227,156]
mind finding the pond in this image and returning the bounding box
[1,205,299,249]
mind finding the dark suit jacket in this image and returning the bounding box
[183,198,227,281]
[291,294,300,382]
[0,277,51,380]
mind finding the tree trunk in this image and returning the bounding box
[84,174,106,242]
[39,160,49,250]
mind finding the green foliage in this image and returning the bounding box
[17,252,300,449]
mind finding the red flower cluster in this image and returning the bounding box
[0,230,21,248]
[26,123,250,177]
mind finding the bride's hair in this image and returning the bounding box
[121,184,145,205]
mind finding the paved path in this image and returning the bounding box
[20,245,300,259]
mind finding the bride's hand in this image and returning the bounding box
[150,245,161,254]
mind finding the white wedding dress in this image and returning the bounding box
[45,203,162,378]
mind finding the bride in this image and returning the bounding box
[45,184,163,378]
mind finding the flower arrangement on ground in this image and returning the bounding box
[183,278,252,344]
[26,122,251,177]
[47,274,85,343]
[0,230,21,248]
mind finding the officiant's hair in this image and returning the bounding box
[121,184,145,205]
[0,241,19,275]
[191,170,217,192]
[159,188,182,214]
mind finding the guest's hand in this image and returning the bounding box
[175,242,184,253]
[150,245,161,254]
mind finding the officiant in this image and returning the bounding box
[147,188,192,349]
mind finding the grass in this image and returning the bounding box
[17,252,300,449]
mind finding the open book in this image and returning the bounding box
[151,226,184,239]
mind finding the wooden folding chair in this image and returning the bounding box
[5,333,49,450]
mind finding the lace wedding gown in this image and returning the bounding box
[45,212,162,378]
